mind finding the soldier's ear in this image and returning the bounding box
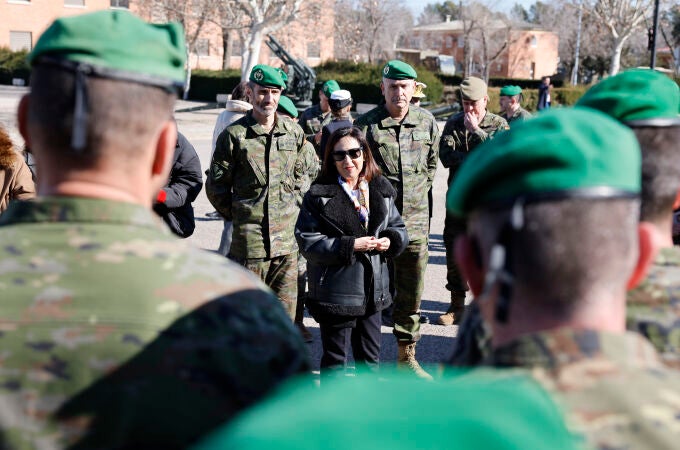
[455,234,483,296]
[627,221,658,290]
[151,119,176,179]
[673,189,680,210]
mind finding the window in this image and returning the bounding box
[445,36,453,48]
[65,0,85,5]
[9,31,32,51]
[307,41,320,58]
[195,39,209,57]
[457,36,464,48]
[110,0,129,8]
[530,36,538,48]
[232,38,243,56]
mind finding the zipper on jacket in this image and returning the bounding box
[319,267,329,286]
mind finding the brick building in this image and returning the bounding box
[0,0,334,71]
[405,18,559,79]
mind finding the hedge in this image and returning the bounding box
[0,47,30,85]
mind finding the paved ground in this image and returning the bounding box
[0,86,461,375]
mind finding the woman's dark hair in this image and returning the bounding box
[231,81,250,102]
[320,126,381,182]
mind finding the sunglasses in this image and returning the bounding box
[332,148,363,161]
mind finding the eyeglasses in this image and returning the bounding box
[332,148,362,161]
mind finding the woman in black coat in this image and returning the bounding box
[295,126,408,377]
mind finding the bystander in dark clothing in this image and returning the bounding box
[537,76,552,111]
[153,132,203,238]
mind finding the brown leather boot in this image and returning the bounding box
[397,342,433,380]
[437,293,466,326]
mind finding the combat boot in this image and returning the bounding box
[437,293,466,326]
[397,342,433,380]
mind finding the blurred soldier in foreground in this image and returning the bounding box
[0,11,310,449]
[498,85,531,125]
[438,77,508,326]
[355,60,439,379]
[299,79,340,141]
[206,64,318,320]
[576,69,680,368]
[448,107,680,449]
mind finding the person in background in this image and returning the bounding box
[0,11,310,448]
[296,127,408,377]
[449,107,680,449]
[0,124,35,214]
[355,60,439,379]
[299,80,340,141]
[208,81,252,255]
[153,131,203,238]
[277,95,299,120]
[498,85,531,125]
[576,69,680,368]
[410,81,427,108]
[317,89,353,159]
[537,76,552,111]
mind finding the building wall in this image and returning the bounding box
[0,0,334,71]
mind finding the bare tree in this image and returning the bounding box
[208,1,251,70]
[237,0,305,80]
[587,0,653,74]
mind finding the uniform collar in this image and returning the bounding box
[0,196,165,231]
[378,105,420,128]
[245,111,288,136]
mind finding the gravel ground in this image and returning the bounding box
[0,87,462,376]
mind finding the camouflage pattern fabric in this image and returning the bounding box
[627,246,680,369]
[0,197,311,449]
[501,107,532,125]
[238,253,298,320]
[477,328,680,450]
[440,111,509,296]
[354,105,439,242]
[355,105,439,342]
[298,104,332,139]
[206,113,317,261]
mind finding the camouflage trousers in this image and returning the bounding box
[391,239,428,343]
[236,253,298,321]
[443,214,469,298]
[295,254,307,323]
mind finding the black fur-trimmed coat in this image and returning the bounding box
[295,175,408,321]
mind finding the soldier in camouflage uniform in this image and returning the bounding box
[355,60,439,379]
[448,107,680,449]
[498,85,532,125]
[206,64,318,320]
[576,69,680,369]
[0,11,310,449]
[299,80,340,143]
[438,77,508,326]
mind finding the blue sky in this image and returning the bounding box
[404,0,537,18]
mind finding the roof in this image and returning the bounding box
[413,19,547,33]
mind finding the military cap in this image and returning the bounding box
[382,60,417,80]
[276,68,289,83]
[460,77,488,101]
[412,81,427,99]
[328,89,352,110]
[30,10,186,88]
[321,80,340,98]
[277,96,298,118]
[29,10,187,152]
[500,85,522,97]
[249,64,287,89]
[447,108,641,216]
[576,69,680,127]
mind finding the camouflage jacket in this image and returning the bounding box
[501,107,532,125]
[439,111,509,180]
[627,246,680,369]
[206,112,318,259]
[354,105,439,241]
[298,103,332,138]
[0,197,311,449]
[483,328,680,450]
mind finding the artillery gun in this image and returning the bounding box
[265,34,316,108]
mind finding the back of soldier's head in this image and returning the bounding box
[448,108,641,315]
[25,11,186,169]
[576,69,680,224]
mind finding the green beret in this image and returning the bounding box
[382,60,417,80]
[321,80,340,98]
[447,108,641,216]
[276,68,289,83]
[249,64,286,89]
[277,96,298,118]
[30,10,186,89]
[576,69,680,126]
[500,85,522,97]
[460,77,488,101]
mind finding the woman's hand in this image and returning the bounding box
[375,237,390,252]
[354,236,377,252]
